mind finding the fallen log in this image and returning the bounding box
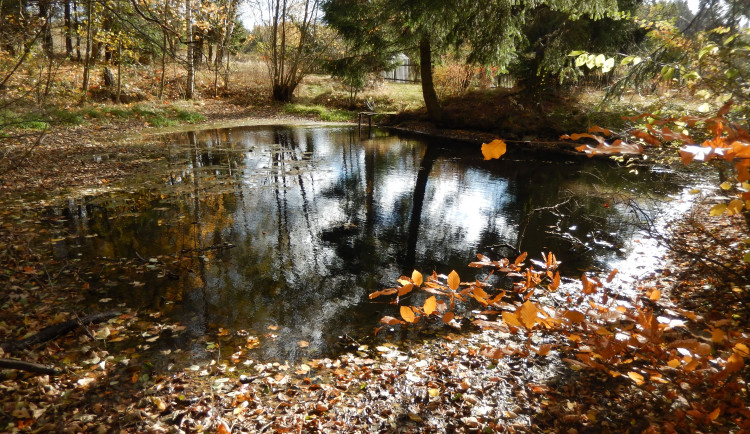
[0,358,61,375]
[0,311,119,353]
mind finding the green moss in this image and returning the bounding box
[283,103,353,121]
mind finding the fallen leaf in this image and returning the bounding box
[627,371,645,385]
[481,139,507,160]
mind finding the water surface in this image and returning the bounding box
[46,125,687,361]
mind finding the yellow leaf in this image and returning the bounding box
[720,181,733,190]
[502,311,522,327]
[518,301,538,329]
[481,139,507,160]
[424,296,437,315]
[734,342,749,357]
[412,270,423,286]
[667,359,681,368]
[649,289,661,301]
[627,371,645,385]
[709,203,727,216]
[726,199,744,215]
[400,306,416,323]
[447,270,460,290]
[398,283,415,296]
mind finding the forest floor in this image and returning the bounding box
[1,97,749,433]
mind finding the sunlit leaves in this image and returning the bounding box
[518,301,538,329]
[481,139,507,160]
[423,296,437,315]
[502,311,522,328]
[400,306,416,323]
[627,371,644,385]
[412,270,423,286]
[447,270,460,290]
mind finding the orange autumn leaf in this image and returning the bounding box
[447,270,460,290]
[481,139,507,160]
[400,306,417,323]
[708,407,721,422]
[502,311,522,328]
[518,301,538,329]
[627,371,645,385]
[398,283,415,296]
[442,311,455,324]
[649,289,661,301]
[411,270,423,286]
[423,296,437,315]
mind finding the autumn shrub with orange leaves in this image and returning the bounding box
[372,248,750,430]
[370,136,750,430]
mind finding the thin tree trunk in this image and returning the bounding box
[64,0,74,57]
[81,0,93,97]
[185,0,195,99]
[39,0,53,57]
[419,36,444,124]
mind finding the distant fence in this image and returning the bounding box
[382,61,420,83]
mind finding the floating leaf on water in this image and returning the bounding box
[481,139,507,160]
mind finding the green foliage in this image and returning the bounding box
[283,103,353,121]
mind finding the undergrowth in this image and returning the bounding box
[283,103,354,121]
[0,104,205,132]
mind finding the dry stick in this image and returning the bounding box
[0,311,119,353]
[0,358,61,375]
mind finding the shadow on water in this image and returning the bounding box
[43,125,688,362]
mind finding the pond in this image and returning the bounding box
[45,124,690,362]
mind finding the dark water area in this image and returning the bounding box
[43,125,689,362]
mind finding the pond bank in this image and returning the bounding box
[1,102,747,432]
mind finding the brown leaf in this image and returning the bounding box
[380,316,405,326]
[442,311,455,324]
[549,271,561,291]
[606,269,618,282]
[534,344,552,356]
[588,125,612,136]
[514,252,527,266]
[563,310,586,323]
[724,352,744,374]
[369,288,397,299]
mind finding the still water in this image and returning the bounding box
[49,125,687,361]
